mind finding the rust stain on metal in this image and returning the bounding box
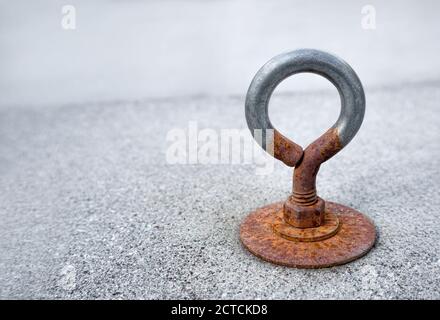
[283,128,342,228]
[273,209,340,242]
[242,50,374,268]
[240,201,376,268]
[283,196,325,228]
[239,127,376,268]
[292,127,342,201]
[273,129,303,167]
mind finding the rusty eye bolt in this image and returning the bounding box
[240,49,376,268]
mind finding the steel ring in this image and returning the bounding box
[245,48,365,167]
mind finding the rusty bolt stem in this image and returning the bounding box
[284,127,343,228]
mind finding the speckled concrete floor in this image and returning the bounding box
[1,82,439,299]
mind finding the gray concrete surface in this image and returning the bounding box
[1,82,439,299]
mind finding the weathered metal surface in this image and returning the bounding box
[240,201,376,268]
[245,48,365,158]
[241,49,375,268]
[292,127,342,200]
[273,209,340,242]
[283,196,325,228]
[273,130,303,167]
[284,127,343,228]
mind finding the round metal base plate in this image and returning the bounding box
[240,201,376,268]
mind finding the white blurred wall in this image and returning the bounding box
[1,0,439,106]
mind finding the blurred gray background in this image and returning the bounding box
[0,0,439,299]
[1,0,440,106]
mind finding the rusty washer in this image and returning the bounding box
[240,49,376,268]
